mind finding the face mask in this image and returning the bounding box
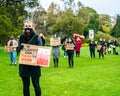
[69,39,72,42]
[25,30,30,35]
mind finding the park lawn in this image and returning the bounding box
[0,46,120,96]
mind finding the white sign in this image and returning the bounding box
[89,30,94,39]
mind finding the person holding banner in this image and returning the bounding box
[7,36,18,65]
[66,37,75,68]
[18,27,42,96]
[51,34,60,67]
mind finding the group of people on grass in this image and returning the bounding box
[6,22,119,96]
[89,38,118,59]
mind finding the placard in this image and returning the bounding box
[97,45,102,50]
[50,37,61,46]
[4,46,13,52]
[89,30,94,39]
[66,44,75,50]
[19,44,51,67]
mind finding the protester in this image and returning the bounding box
[66,37,75,68]
[62,38,68,58]
[97,38,104,59]
[39,33,46,46]
[102,39,107,54]
[112,40,117,54]
[7,36,18,65]
[89,40,96,58]
[107,40,112,54]
[51,34,60,67]
[18,27,42,96]
[74,37,82,57]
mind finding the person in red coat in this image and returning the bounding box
[75,37,82,57]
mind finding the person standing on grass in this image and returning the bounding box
[107,40,112,54]
[97,38,104,59]
[7,36,18,65]
[66,37,75,68]
[89,40,96,58]
[18,27,42,96]
[74,37,82,57]
[112,40,117,54]
[62,38,68,58]
[51,34,60,67]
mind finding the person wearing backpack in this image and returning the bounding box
[7,36,18,65]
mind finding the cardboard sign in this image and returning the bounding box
[110,45,116,48]
[19,44,51,67]
[66,44,75,50]
[4,46,13,52]
[97,45,102,50]
[50,37,61,46]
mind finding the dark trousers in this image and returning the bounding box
[76,51,80,57]
[99,50,104,59]
[21,77,41,96]
[113,48,116,54]
[67,51,74,67]
[90,49,95,58]
[53,58,58,67]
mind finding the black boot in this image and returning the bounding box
[53,58,56,67]
[56,58,59,67]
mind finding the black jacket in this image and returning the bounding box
[18,28,42,77]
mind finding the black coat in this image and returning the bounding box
[89,41,96,50]
[18,28,42,77]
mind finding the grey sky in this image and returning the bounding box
[40,0,120,16]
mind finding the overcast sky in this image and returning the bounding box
[40,0,120,16]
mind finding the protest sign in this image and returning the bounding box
[66,44,75,50]
[50,37,61,46]
[97,45,102,50]
[4,46,13,52]
[19,44,51,67]
[89,30,94,39]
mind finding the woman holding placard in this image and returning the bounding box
[18,25,42,96]
[50,34,60,67]
[66,37,75,68]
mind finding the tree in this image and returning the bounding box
[111,15,120,37]
[98,14,112,33]
[0,0,39,45]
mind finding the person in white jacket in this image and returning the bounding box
[7,36,18,65]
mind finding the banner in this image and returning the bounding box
[19,44,51,67]
[50,37,61,46]
[66,44,75,50]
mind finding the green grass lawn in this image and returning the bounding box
[0,46,120,96]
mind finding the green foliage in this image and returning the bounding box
[95,31,115,41]
[0,0,39,45]
[99,14,112,33]
[0,15,13,45]
[111,15,120,37]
